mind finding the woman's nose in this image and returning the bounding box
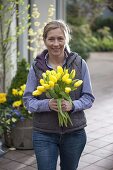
[54,39,59,45]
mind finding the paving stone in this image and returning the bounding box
[4,150,26,161]
[83,145,98,154]
[19,166,36,170]
[95,158,113,169]
[80,154,102,164]
[1,161,26,170]
[91,148,113,158]
[81,164,108,170]
[88,139,110,148]
[78,161,90,169]
[18,155,36,165]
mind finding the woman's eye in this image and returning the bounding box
[58,38,64,41]
[48,38,54,41]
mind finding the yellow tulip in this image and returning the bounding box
[70,70,76,79]
[56,72,61,80]
[32,90,42,96]
[49,75,57,83]
[46,70,51,75]
[74,80,83,87]
[40,79,45,85]
[42,73,46,79]
[37,86,45,92]
[51,70,57,75]
[65,78,72,84]
[49,81,55,87]
[65,87,71,93]
[57,66,64,75]
[64,69,68,74]
[62,73,69,82]
[43,84,50,89]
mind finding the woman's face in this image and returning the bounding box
[44,28,66,58]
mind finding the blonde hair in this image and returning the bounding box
[43,20,71,52]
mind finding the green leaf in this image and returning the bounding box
[59,91,72,103]
[48,89,58,99]
[0,4,4,10]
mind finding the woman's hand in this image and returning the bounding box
[49,99,73,112]
[61,99,72,112]
[49,99,58,112]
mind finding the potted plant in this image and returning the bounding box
[0,59,33,150]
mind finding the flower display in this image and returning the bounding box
[0,93,7,104]
[32,66,83,127]
[0,84,32,134]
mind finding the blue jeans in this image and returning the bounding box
[33,129,86,170]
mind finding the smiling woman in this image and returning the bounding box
[23,20,95,170]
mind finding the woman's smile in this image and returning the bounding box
[44,28,66,58]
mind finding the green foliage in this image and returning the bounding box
[91,17,113,34]
[7,59,29,103]
[90,26,113,51]
[66,0,113,56]
[92,37,113,51]
[69,24,94,60]
[67,0,105,26]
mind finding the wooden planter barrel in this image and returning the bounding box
[4,119,33,150]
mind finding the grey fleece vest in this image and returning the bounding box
[32,53,87,134]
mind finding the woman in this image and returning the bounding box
[23,20,95,170]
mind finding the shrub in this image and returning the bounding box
[69,24,94,60]
[91,17,113,35]
[7,59,29,104]
[94,38,113,51]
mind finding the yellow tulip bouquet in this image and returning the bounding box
[33,66,83,127]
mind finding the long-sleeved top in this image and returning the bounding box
[23,55,95,114]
